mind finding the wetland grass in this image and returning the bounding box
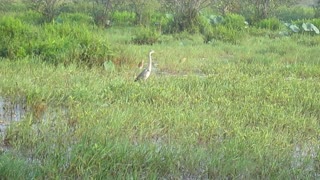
[0,27,320,179]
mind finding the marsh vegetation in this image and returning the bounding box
[0,0,320,179]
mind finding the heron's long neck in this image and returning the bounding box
[148,53,152,71]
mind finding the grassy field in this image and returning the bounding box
[1,19,320,179]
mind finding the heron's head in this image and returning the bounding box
[149,50,155,54]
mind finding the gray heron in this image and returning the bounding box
[135,50,155,82]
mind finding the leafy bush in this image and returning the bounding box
[202,25,242,44]
[207,15,224,26]
[163,13,201,34]
[58,12,94,25]
[212,25,242,44]
[15,10,44,25]
[150,13,174,34]
[200,14,246,44]
[0,16,30,39]
[0,15,113,66]
[111,11,135,26]
[1,0,27,13]
[198,15,212,34]
[58,1,93,14]
[223,13,246,31]
[132,27,160,45]
[202,26,215,43]
[35,22,113,66]
[0,16,32,59]
[74,35,113,67]
[255,17,283,30]
[274,6,315,21]
[23,0,67,22]
[161,15,178,34]
[197,15,214,43]
[93,11,110,28]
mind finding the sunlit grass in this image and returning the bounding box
[0,25,320,179]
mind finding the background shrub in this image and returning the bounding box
[0,15,113,66]
[23,0,67,22]
[202,27,215,43]
[0,16,32,59]
[0,0,26,13]
[73,35,113,67]
[212,25,241,44]
[111,11,135,26]
[150,13,174,34]
[274,6,315,21]
[198,15,212,34]
[255,17,283,30]
[132,26,160,45]
[91,4,111,28]
[205,13,246,44]
[223,13,246,31]
[58,12,94,25]
[34,22,113,66]
[15,10,44,25]
[58,1,93,14]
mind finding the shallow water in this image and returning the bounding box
[0,96,26,121]
[292,142,320,177]
[0,96,26,147]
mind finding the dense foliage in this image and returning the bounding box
[0,14,112,66]
[0,1,319,62]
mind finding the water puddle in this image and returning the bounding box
[292,142,320,177]
[0,95,75,171]
[0,96,26,136]
[0,96,27,152]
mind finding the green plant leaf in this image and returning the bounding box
[103,60,115,72]
[165,13,173,20]
[284,22,291,27]
[302,22,312,31]
[311,24,320,34]
[289,24,300,33]
[302,23,320,34]
[209,15,224,25]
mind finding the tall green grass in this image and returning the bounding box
[1,29,319,178]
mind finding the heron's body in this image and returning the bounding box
[135,50,155,82]
[135,68,151,81]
